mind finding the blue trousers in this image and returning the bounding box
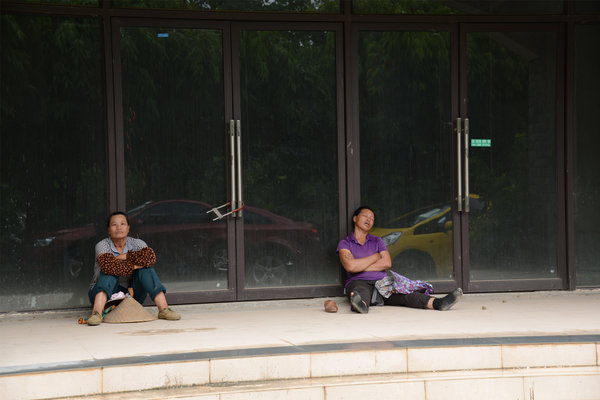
[88,267,167,305]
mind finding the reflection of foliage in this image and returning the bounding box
[353,0,453,14]
[467,31,557,264]
[17,0,96,4]
[574,25,600,242]
[352,0,564,14]
[0,183,26,250]
[112,0,339,12]
[119,25,339,246]
[467,33,529,251]
[121,28,226,209]
[360,26,558,269]
[359,30,451,222]
[240,29,339,239]
[1,15,105,234]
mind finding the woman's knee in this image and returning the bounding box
[135,266,159,280]
[133,267,166,298]
[88,273,118,304]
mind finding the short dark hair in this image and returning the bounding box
[106,211,129,227]
[352,206,375,225]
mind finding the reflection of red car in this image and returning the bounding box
[29,223,99,284]
[31,200,320,286]
[127,200,320,285]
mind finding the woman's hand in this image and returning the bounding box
[118,253,142,269]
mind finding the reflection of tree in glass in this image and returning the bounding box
[112,0,340,12]
[239,29,338,239]
[121,28,225,208]
[359,30,451,222]
[1,14,106,236]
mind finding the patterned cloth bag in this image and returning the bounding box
[375,270,434,298]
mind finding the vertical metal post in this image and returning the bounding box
[235,120,243,217]
[229,120,236,216]
[456,118,463,212]
[464,118,470,212]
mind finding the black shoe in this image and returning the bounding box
[438,288,463,311]
[350,292,369,314]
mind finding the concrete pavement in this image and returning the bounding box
[1,289,599,399]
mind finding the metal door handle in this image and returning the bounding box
[456,118,463,212]
[206,120,244,221]
[464,118,470,212]
[235,119,243,217]
[230,120,236,215]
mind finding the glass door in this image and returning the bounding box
[460,24,566,291]
[232,24,343,298]
[115,21,236,302]
[355,23,567,293]
[115,21,344,302]
[355,25,460,291]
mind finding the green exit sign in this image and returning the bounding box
[471,138,491,147]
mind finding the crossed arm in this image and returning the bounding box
[97,247,156,276]
[338,248,392,274]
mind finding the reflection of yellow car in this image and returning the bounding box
[370,205,454,280]
[370,196,486,280]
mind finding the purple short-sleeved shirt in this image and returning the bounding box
[337,232,388,286]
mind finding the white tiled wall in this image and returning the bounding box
[425,376,525,400]
[408,345,501,372]
[3,342,599,400]
[326,381,425,400]
[311,349,407,377]
[102,360,210,393]
[210,354,311,383]
[0,369,101,400]
[502,343,597,368]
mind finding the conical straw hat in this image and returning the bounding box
[103,297,156,323]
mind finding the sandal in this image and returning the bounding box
[324,300,338,313]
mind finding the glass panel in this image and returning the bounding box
[112,0,340,12]
[239,29,339,288]
[575,1,600,13]
[574,24,600,286]
[120,27,228,292]
[6,0,98,5]
[353,0,563,15]
[358,31,453,281]
[0,15,105,312]
[467,31,558,280]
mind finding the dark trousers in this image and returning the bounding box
[346,279,431,312]
[88,267,166,305]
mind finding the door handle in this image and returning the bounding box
[235,119,243,217]
[463,118,470,213]
[206,121,244,221]
[456,118,463,212]
[230,119,237,215]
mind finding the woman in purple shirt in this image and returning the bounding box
[337,206,462,314]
